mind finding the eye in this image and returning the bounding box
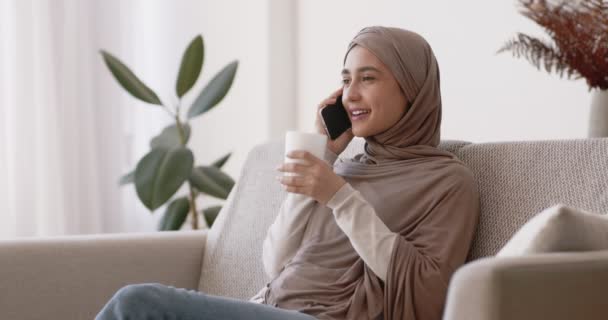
[342,78,351,85]
[362,76,375,81]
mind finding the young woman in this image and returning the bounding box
[96,26,479,320]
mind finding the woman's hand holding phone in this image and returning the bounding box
[276,88,352,204]
[315,88,354,156]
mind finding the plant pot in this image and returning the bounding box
[588,89,608,138]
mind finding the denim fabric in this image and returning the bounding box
[96,283,317,320]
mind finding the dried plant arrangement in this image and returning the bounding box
[498,0,608,90]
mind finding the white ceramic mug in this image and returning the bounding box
[284,131,327,177]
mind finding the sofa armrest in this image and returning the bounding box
[443,250,608,320]
[0,230,207,320]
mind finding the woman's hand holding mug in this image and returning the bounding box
[277,150,346,205]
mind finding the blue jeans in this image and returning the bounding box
[95,283,317,320]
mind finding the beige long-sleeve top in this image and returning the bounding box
[250,150,398,303]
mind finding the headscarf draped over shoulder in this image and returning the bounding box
[266,26,480,320]
[335,26,480,320]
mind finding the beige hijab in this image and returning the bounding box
[266,26,480,320]
[345,26,446,163]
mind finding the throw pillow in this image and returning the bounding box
[497,204,608,257]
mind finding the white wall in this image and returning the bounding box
[110,0,594,233]
[296,0,591,142]
[5,0,593,236]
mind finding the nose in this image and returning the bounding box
[343,83,361,104]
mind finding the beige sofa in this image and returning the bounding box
[2,138,608,320]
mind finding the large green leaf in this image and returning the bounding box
[176,35,204,98]
[212,152,231,169]
[199,165,234,193]
[188,166,233,199]
[187,60,238,119]
[135,147,194,211]
[202,205,222,228]
[150,123,191,149]
[158,197,190,231]
[100,50,162,105]
[188,167,226,199]
[118,170,134,185]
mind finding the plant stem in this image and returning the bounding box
[188,185,199,229]
[174,111,199,230]
[175,114,186,143]
[162,105,175,118]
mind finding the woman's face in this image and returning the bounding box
[341,45,408,138]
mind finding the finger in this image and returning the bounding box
[286,150,317,163]
[318,88,343,109]
[277,175,307,187]
[318,98,336,110]
[277,162,313,174]
[284,185,306,194]
[329,87,343,99]
[283,158,313,167]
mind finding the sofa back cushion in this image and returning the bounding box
[198,139,286,299]
[455,138,608,260]
[198,137,608,299]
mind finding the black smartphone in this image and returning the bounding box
[320,95,351,140]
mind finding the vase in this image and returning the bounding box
[588,89,608,137]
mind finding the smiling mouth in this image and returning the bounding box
[350,110,371,121]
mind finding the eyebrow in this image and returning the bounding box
[341,66,381,75]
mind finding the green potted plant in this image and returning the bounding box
[101,34,238,230]
[498,0,608,136]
